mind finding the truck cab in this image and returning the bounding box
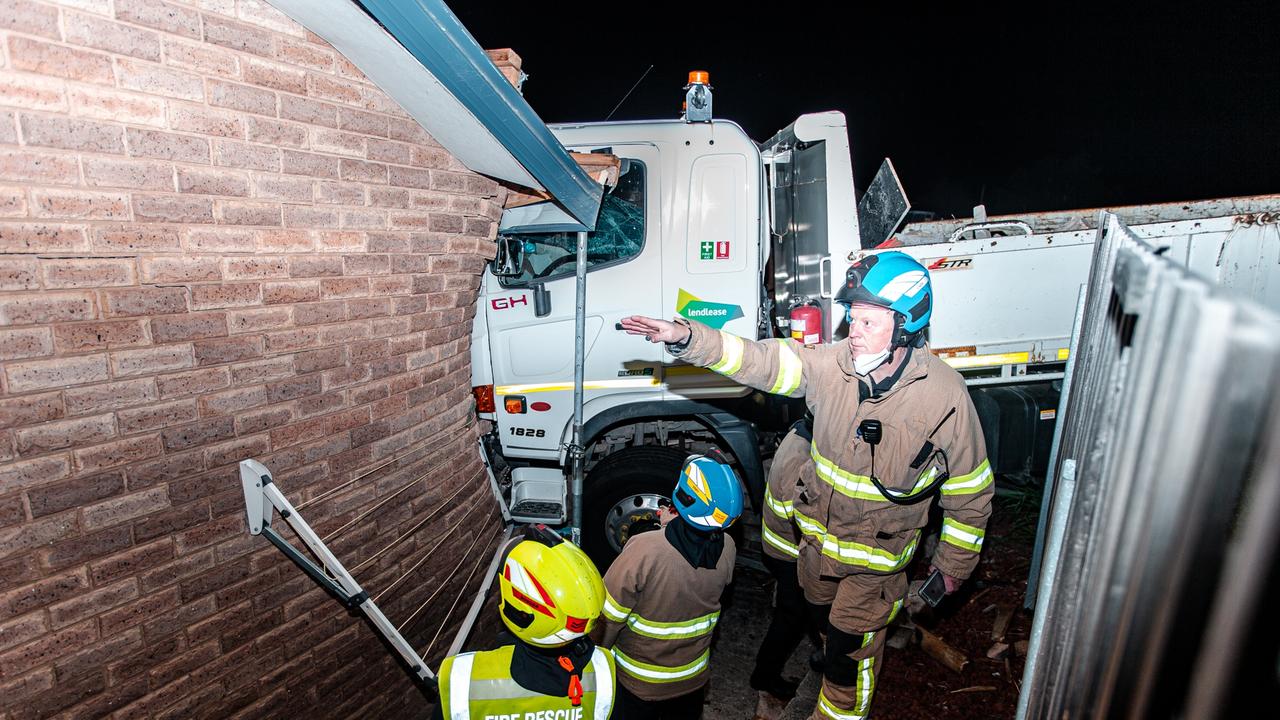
[472,113,858,560]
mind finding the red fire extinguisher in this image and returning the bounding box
[789,302,824,344]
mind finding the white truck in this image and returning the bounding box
[468,94,1280,561]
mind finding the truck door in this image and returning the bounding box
[486,145,662,458]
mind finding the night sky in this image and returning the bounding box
[450,2,1278,219]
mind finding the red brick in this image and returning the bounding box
[218,200,281,226]
[0,620,97,678]
[115,0,201,39]
[0,455,70,496]
[16,413,115,454]
[207,79,276,116]
[177,166,250,196]
[214,139,280,172]
[127,448,204,486]
[388,165,431,189]
[235,405,294,435]
[228,356,293,384]
[0,569,88,619]
[65,12,162,62]
[0,392,63,430]
[267,375,322,403]
[244,57,306,94]
[99,586,181,637]
[48,578,139,629]
[161,416,235,452]
[315,182,365,206]
[0,327,53,361]
[167,103,244,139]
[140,256,222,283]
[366,138,411,164]
[281,149,339,178]
[291,300,343,326]
[237,0,307,37]
[312,128,364,157]
[111,344,194,377]
[30,189,128,220]
[132,193,214,224]
[89,537,174,585]
[204,434,269,468]
[40,524,133,571]
[0,613,47,654]
[282,205,339,229]
[203,16,274,57]
[172,513,242,554]
[263,328,319,352]
[0,513,78,562]
[279,93,336,126]
[5,354,108,392]
[0,224,90,253]
[339,158,387,185]
[0,182,24,215]
[0,148,76,184]
[73,435,163,474]
[188,282,261,310]
[126,127,210,163]
[223,256,286,281]
[292,255,347,280]
[102,286,188,317]
[117,399,199,435]
[343,254,391,276]
[269,416,324,449]
[252,174,313,202]
[115,58,203,102]
[52,628,144,687]
[226,306,291,333]
[308,74,362,104]
[196,385,268,416]
[0,0,60,39]
[275,37,334,72]
[185,227,256,253]
[193,336,263,366]
[41,257,136,289]
[83,156,175,190]
[71,85,170,128]
[337,107,389,138]
[258,228,314,251]
[81,486,168,530]
[27,470,123,520]
[322,365,368,390]
[8,36,114,84]
[368,187,411,208]
[156,367,230,399]
[64,377,157,415]
[0,257,37,292]
[0,71,67,112]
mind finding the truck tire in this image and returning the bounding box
[582,446,688,569]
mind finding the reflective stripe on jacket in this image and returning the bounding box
[438,644,616,720]
[671,319,992,580]
[597,524,735,700]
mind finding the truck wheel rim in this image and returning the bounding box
[604,493,665,553]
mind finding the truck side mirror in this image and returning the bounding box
[492,236,524,278]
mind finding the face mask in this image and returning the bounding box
[853,346,892,376]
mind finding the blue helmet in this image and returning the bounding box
[835,251,932,342]
[673,455,743,531]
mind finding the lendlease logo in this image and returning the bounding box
[676,289,743,329]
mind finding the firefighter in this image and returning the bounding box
[750,420,819,720]
[620,251,993,720]
[434,525,616,720]
[594,455,742,720]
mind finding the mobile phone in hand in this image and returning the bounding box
[918,568,947,607]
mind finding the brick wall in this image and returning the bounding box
[0,1,507,717]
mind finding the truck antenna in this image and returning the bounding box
[605,64,654,121]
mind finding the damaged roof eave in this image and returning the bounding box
[267,0,602,230]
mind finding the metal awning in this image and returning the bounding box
[267,0,602,231]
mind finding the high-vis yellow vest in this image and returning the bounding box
[438,644,616,720]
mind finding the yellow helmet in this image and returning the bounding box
[498,527,605,648]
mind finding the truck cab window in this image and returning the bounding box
[498,160,645,287]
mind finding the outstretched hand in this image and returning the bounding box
[618,316,690,344]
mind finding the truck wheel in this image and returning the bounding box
[582,446,688,569]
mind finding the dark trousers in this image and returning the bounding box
[750,554,817,688]
[612,682,705,720]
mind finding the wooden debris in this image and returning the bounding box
[1014,640,1029,657]
[920,627,969,673]
[986,642,1010,660]
[991,606,1014,641]
[949,686,997,694]
[964,586,992,608]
